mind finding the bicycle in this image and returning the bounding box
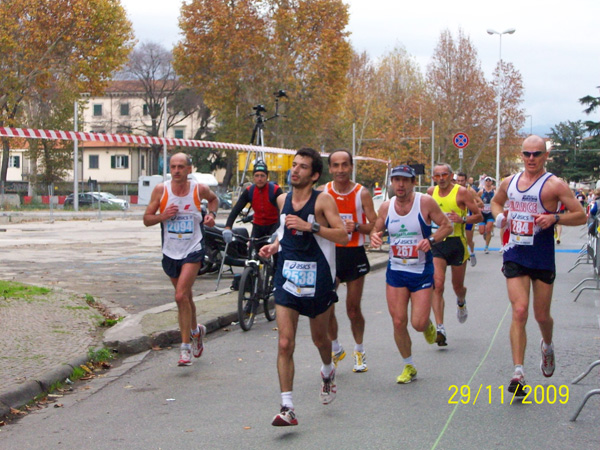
[223,231,277,331]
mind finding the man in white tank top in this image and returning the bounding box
[370,165,452,384]
[143,153,219,367]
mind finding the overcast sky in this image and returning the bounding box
[121,0,600,136]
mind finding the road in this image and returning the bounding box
[1,225,598,449]
[0,215,246,314]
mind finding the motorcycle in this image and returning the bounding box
[198,213,253,276]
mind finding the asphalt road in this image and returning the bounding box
[1,224,598,449]
[0,214,245,314]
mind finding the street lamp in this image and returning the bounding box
[487,28,516,184]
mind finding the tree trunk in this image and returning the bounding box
[1,137,10,183]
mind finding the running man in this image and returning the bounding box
[370,165,452,383]
[456,172,484,266]
[491,135,586,396]
[321,149,377,373]
[478,176,496,253]
[143,153,219,366]
[427,164,482,345]
[259,147,348,427]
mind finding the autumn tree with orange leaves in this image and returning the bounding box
[174,0,352,187]
[0,0,135,183]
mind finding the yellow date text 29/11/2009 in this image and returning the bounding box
[448,384,569,405]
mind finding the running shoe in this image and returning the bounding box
[423,321,436,345]
[352,351,368,373]
[178,347,192,366]
[457,301,468,324]
[436,328,448,347]
[484,246,489,254]
[556,239,561,244]
[470,253,477,267]
[320,369,337,404]
[540,339,555,377]
[191,324,207,358]
[271,405,298,427]
[332,347,346,367]
[396,364,417,384]
[508,372,527,397]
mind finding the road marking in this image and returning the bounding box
[431,303,511,450]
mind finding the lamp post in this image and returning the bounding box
[487,28,515,184]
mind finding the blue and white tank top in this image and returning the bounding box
[274,190,336,298]
[386,193,433,275]
[480,189,495,214]
[159,180,204,260]
[503,172,555,271]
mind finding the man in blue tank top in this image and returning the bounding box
[259,148,348,427]
[492,135,586,396]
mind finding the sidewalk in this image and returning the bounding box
[0,235,389,417]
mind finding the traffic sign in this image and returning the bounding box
[453,132,469,149]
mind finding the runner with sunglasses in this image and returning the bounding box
[427,164,482,346]
[491,135,586,396]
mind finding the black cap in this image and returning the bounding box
[253,161,268,174]
[390,164,416,178]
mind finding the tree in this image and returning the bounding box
[547,120,600,182]
[115,42,211,174]
[426,29,524,178]
[174,0,352,187]
[0,0,135,183]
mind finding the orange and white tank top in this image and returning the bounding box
[323,181,366,247]
[159,180,204,260]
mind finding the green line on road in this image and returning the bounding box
[431,303,511,450]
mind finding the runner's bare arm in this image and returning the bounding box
[143,183,176,227]
[424,196,453,243]
[491,177,511,219]
[460,187,483,224]
[315,192,349,245]
[369,200,390,248]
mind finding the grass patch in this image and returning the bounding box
[84,294,96,305]
[0,280,50,299]
[88,347,114,364]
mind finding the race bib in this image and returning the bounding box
[509,212,534,245]
[282,260,317,297]
[391,237,419,265]
[166,215,194,240]
[483,203,492,213]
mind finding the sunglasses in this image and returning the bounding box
[433,172,450,180]
[522,151,544,158]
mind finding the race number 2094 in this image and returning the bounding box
[448,384,569,405]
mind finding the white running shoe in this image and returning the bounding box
[457,301,468,324]
[178,347,192,366]
[470,253,477,267]
[320,369,337,404]
[191,324,207,358]
[352,351,368,373]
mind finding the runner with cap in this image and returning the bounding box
[371,165,452,383]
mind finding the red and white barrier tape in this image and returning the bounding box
[0,126,389,164]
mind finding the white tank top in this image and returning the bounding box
[160,180,204,260]
[386,193,432,274]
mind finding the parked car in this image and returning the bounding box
[88,192,129,210]
[217,193,232,210]
[64,193,111,208]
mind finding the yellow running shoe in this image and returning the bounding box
[332,347,346,367]
[423,321,436,345]
[352,351,368,372]
[396,364,417,384]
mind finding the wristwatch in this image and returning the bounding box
[462,216,467,224]
[554,214,560,224]
[209,211,217,218]
[354,223,360,232]
[311,222,321,233]
[428,235,436,246]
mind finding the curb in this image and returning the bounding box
[0,354,89,418]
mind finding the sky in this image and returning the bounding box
[120,0,600,136]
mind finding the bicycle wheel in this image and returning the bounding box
[263,261,276,322]
[238,266,258,331]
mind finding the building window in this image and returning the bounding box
[89,155,99,169]
[120,103,130,116]
[143,104,149,116]
[93,104,103,116]
[8,155,20,168]
[116,124,132,134]
[111,155,129,169]
[141,154,145,170]
[174,128,184,139]
[91,128,106,134]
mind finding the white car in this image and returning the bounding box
[88,192,129,210]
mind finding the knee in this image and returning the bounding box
[412,317,428,332]
[433,280,444,295]
[392,316,408,332]
[512,305,529,324]
[278,336,295,356]
[174,291,190,306]
[347,304,363,323]
[534,309,552,325]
